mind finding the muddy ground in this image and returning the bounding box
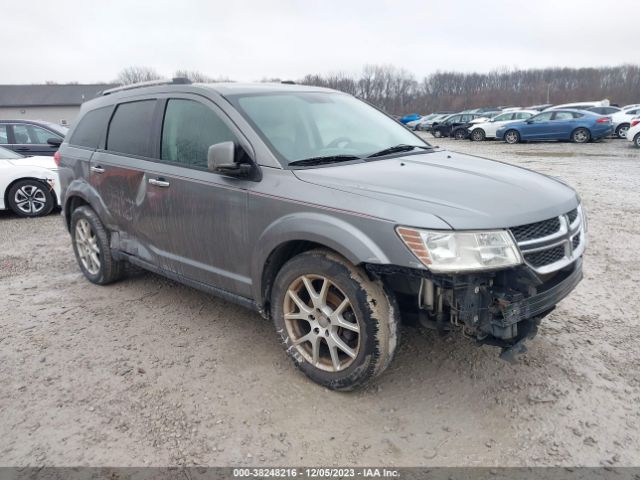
[0,137,639,467]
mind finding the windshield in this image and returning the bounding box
[230,92,430,166]
[0,145,24,159]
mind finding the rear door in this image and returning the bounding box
[549,111,576,139]
[137,95,254,296]
[7,123,63,156]
[90,99,160,254]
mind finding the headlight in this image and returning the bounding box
[396,227,522,273]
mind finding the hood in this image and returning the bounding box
[293,150,579,230]
[7,155,58,170]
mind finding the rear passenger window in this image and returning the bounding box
[161,99,237,169]
[107,100,156,157]
[70,107,112,149]
[0,125,8,144]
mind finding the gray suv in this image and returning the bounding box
[58,79,586,390]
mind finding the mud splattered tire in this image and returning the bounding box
[71,206,124,285]
[271,249,399,391]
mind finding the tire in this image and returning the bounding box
[7,179,54,218]
[70,205,124,285]
[271,249,399,391]
[471,129,486,141]
[432,130,442,138]
[453,129,467,140]
[504,130,520,144]
[634,133,640,148]
[616,123,630,139]
[571,128,591,144]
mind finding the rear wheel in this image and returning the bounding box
[616,123,630,139]
[571,128,591,144]
[453,129,467,140]
[634,133,640,148]
[504,130,520,144]
[471,129,486,141]
[271,249,399,391]
[71,206,124,285]
[7,179,54,218]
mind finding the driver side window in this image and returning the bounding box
[161,99,238,169]
[530,112,553,123]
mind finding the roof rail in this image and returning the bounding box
[101,77,192,96]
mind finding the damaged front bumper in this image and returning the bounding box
[368,257,583,356]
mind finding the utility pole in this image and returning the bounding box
[546,84,551,104]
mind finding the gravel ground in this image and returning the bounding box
[0,137,639,467]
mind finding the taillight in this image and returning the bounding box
[53,151,61,166]
[632,119,640,127]
[596,117,610,123]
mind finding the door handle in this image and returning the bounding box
[148,178,170,188]
[90,166,105,174]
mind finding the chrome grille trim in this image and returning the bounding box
[511,205,586,274]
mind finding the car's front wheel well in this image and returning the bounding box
[261,240,344,316]
[64,195,90,231]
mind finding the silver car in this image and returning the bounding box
[57,80,586,390]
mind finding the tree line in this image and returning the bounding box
[111,64,640,115]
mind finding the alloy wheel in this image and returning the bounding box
[75,218,101,275]
[505,131,519,144]
[283,274,360,372]
[13,184,47,215]
[573,129,589,143]
[617,125,629,139]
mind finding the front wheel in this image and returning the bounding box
[471,129,486,141]
[71,206,124,285]
[616,123,630,139]
[504,130,520,144]
[7,179,54,217]
[271,249,399,391]
[432,130,442,138]
[572,128,591,143]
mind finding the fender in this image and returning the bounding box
[62,179,114,231]
[250,212,391,304]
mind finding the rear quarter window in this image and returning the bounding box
[69,107,112,149]
[106,100,156,157]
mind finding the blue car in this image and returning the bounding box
[399,113,421,124]
[495,109,613,144]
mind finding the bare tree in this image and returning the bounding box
[116,66,162,85]
[174,69,212,82]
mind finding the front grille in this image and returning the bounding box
[524,245,566,268]
[572,233,581,249]
[567,208,578,224]
[510,217,561,242]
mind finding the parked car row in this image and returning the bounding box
[408,100,640,145]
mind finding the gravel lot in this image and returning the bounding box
[1,137,639,467]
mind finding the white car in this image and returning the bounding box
[468,110,537,141]
[610,106,640,138]
[0,145,60,217]
[627,117,640,148]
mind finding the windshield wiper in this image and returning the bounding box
[366,144,432,158]
[288,155,362,167]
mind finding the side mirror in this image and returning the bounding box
[47,137,62,147]
[526,120,534,124]
[207,141,252,178]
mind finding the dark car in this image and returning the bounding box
[57,80,585,390]
[496,109,613,144]
[0,120,67,156]
[586,106,621,115]
[430,113,485,138]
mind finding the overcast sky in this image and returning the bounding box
[2,0,638,84]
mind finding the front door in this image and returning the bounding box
[138,96,254,297]
[8,123,63,156]
[521,111,554,140]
